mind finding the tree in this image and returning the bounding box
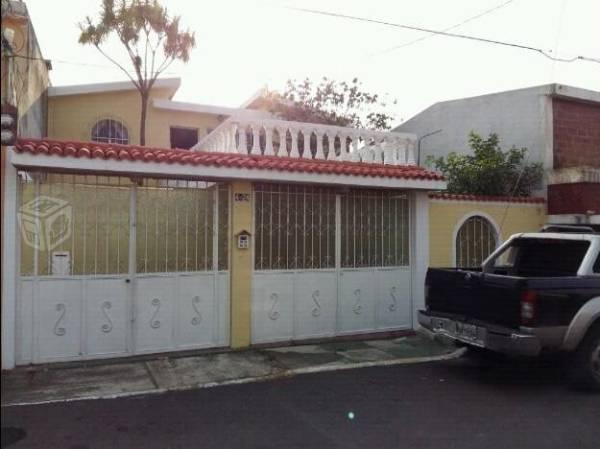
[79,0,195,145]
[427,132,543,196]
[256,77,397,131]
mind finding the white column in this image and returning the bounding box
[410,191,430,329]
[2,148,19,369]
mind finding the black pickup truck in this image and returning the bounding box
[419,228,600,389]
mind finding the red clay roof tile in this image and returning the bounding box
[15,138,445,182]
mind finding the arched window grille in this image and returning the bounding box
[455,215,498,267]
[91,119,129,144]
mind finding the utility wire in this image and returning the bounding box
[288,6,600,65]
[371,0,516,57]
[6,54,178,75]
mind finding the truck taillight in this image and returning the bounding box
[520,289,538,325]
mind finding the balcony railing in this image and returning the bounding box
[195,118,417,166]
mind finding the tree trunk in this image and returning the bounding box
[139,92,148,146]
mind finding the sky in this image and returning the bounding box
[24,0,600,125]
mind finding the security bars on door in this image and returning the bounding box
[340,190,409,268]
[255,184,336,270]
[254,185,410,270]
[18,172,229,277]
[136,179,229,273]
[455,215,497,268]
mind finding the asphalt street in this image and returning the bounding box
[2,355,598,449]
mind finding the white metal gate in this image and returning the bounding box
[251,185,411,344]
[16,173,229,364]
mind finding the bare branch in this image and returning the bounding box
[93,43,141,90]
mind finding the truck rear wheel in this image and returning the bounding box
[571,323,600,391]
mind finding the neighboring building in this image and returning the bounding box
[395,84,600,226]
[1,0,51,138]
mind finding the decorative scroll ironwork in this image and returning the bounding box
[191,296,202,326]
[353,289,362,315]
[101,301,113,333]
[150,298,161,329]
[389,287,398,312]
[53,303,66,336]
[268,293,280,320]
[311,290,322,317]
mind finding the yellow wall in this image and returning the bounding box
[429,199,546,267]
[229,181,253,348]
[48,89,221,147]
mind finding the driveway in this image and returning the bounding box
[2,356,598,449]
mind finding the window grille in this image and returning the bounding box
[254,184,336,270]
[18,172,229,276]
[136,180,229,273]
[91,119,129,144]
[340,190,409,268]
[455,215,497,267]
[18,172,131,276]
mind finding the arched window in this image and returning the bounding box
[91,119,129,144]
[455,215,498,267]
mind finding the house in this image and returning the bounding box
[394,84,600,226]
[1,4,545,370]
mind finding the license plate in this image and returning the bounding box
[432,319,484,346]
[455,322,481,343]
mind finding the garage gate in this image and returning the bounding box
[16,172,230,364]
[251,184,412,343]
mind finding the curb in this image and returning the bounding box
[1,347,465,408]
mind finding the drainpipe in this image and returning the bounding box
[417,129,442,166]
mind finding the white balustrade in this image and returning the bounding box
[195,118,417,166]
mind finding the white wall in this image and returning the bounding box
[395,85,552,171]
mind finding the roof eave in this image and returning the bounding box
[9,149,446,191]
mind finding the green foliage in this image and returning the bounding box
[258,77,397,131]
[79,0,195,144]
[427,132,543,196]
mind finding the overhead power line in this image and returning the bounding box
[371,0,516,57]
[288,6,600,65]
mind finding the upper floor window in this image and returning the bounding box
[91,119,129,145]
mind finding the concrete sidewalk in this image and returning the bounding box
[1,334,460,407]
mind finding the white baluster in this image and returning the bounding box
[265,125,274,156]
[302,128,311,159]
[383,138,395,165]
[350,134,361,162]
[238,123,248,154]
[251,123,261,154]
[315,130,325,159]
[277,127,287,156]
[290,127,300,158]
[406,140,416,165]
[338,132,349,161]
[327,133,337,160]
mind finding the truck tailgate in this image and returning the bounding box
[425,269,525,328]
